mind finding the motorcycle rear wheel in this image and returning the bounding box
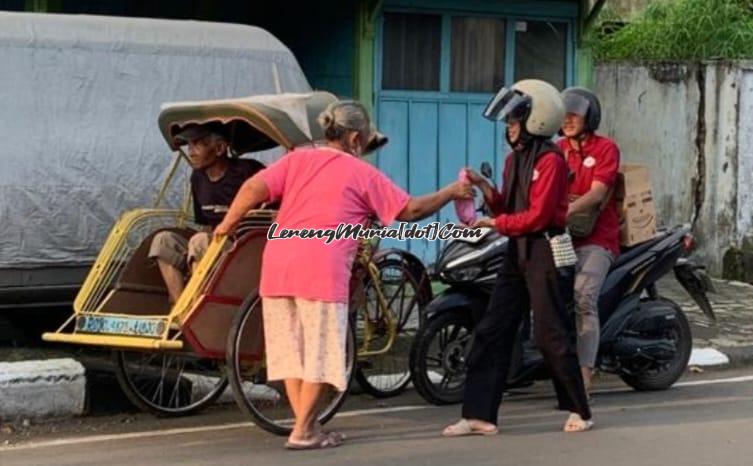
[619,298,692,391]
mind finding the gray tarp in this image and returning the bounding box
[0,12,310,268]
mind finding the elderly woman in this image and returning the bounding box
[215,100,473,450]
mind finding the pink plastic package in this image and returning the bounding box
[454,169,477,226]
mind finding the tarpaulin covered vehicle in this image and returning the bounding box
[0,11,309,311]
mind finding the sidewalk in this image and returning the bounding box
[659,276,753,366]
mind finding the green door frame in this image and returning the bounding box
[354,0,383,114]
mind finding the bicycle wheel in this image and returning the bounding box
[114,349,228,417]
[354,258,421,398]
[226,293,356,436]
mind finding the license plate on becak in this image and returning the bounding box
[75,315,166,337]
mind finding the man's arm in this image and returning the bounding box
[568,181,609,217]
[569,140,620,218]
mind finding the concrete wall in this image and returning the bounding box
[696,64,741,277]
[736,69,753,241]
[595,61,750,277]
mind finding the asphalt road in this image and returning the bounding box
[3,369,753,466]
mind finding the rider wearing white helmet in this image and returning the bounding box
[444,79,593,437]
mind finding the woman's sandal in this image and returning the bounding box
[442,419,499,437]
[563,413,594,433]
[284,432,344,450]
[323,431,346,443]
[315,422,347,442]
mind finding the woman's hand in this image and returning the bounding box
[451,180,476,200]
[471,217,496,229]
[464,167,497,204]
[464,168,485,186]
[566,202,576,220]
[213,220,237,239]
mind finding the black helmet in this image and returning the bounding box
[561,87,601,133]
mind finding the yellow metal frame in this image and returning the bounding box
[43,207,276,351]
[46,333,184,350]
[72,209,186,314]
[44,146,235,350]
[354,240,399,358]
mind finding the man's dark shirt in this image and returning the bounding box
[191,158,265,228]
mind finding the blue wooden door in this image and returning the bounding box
[377,95,506,262]
[375,10,573,264]
[375,9,573,263]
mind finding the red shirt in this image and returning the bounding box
[558,134,621,257]
[489,151,569,237]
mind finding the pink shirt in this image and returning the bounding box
[255,147,411,303]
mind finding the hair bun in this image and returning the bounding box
[317,106,337,130]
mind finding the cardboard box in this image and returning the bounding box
[615,164,657,247]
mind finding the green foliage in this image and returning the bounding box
[588,0,753,60]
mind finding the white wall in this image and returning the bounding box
[595,61,748,276]
[737,67,753,244]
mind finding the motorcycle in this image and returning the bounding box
[408,163,716,405]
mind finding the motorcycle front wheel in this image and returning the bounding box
[409,309,474,405]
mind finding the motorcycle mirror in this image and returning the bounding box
[480,162,493,179]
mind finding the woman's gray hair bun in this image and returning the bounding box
[318,100,372,142]
[317,106,337,131]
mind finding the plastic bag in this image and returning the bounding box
[454,168,477,226]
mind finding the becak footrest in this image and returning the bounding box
[42,332,183,350]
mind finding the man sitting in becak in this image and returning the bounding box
[149,122,265,304]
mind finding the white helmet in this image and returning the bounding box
[483,79,565,138]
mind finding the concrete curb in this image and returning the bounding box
[717,346,753,368]
[0,358,86,421]
[2,346,753,422]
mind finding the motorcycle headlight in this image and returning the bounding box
[444,266,483,283]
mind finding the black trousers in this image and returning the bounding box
[461,237,591,424]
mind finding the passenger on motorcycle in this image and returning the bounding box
[443,79,593,437]
[558,87,621,396]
